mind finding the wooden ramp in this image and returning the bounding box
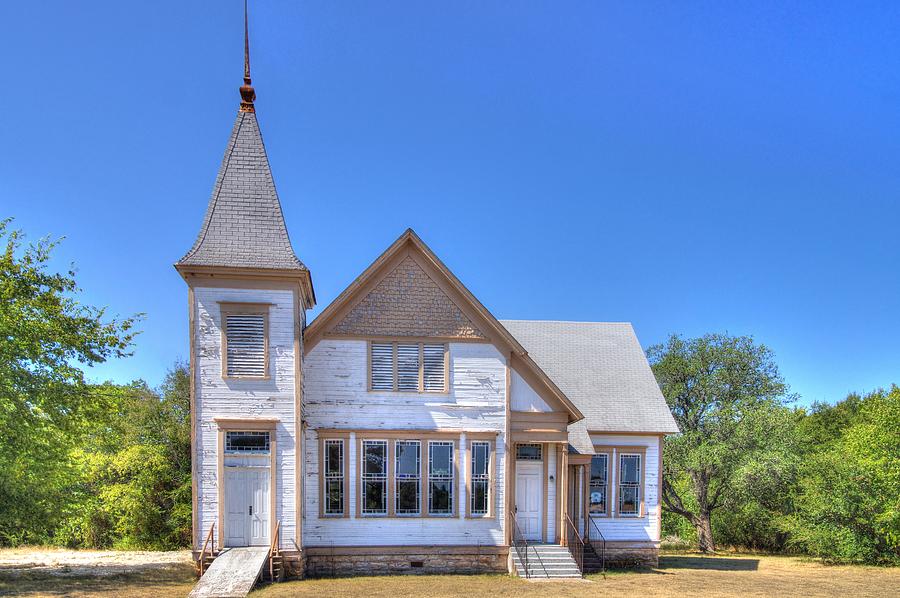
[190,547,270,598]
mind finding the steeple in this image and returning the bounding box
[177,1,313,308]
[239,0,255,112]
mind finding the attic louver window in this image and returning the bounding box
[369,342,448,393]
[221,304,269,378]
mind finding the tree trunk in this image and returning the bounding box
[694,512,716,553]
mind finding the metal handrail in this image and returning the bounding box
[564,514,585,577]
[587,515,607,572]
[198,523,215,575]
[511,515,530,578]
[511,515,548,578]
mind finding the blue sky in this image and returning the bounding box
[2,1,898,405]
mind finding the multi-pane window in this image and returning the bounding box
[225,431,270,454]
[515,443,542,460]
[222,307,268,378]
[323,440,344,515]
[428,441,454,515]
[395,440,421,515]
[470,442,490,516]
[369,342,447,392]
[589,454,609,515]
[362,440,388,515]
[618,453,642,516]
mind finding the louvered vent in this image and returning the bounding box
[423,344,446,391]
[397,343,420,391]
[225,313,266,377]
[370,343,394,390]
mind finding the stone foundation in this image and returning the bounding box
[592,541,659,568]
[303,546,508,577]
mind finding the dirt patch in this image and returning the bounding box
[0,548,192,577]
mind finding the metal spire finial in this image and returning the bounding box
[239,0,256,112]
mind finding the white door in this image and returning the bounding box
[515,461,543,541]
[224,468,270,547]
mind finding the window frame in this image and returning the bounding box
[219,302,271,380]
[590,445,647,519]
[588,450,612,517]
[360,439,389,517]
[466,439,494,518]
[319,435,350,518]
[224,430,271,455]
[617,452,643,518]
[515,443,543,461]
[367,341,449,394]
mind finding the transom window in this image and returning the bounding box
[225,431,270,454]
[369,342,447,393]
[618,453,642,517]
[515,443,542,461]
[428,441,454,515]
[323,440,344,516]
[395,440,421,515]
[361,440,388,515]
[221,304,269,378]
[470,441,490,516]
[589,454,609,515]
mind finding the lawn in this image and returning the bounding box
[1,551,897,597]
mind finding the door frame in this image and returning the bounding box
[215,418,279,550]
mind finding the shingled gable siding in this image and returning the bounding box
[330,256,486,339]
[587,434,661,543]
[194,286,298,548]
[302,340,507,546]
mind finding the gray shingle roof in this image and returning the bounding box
[501,320,679,447]
[178,110,305,271]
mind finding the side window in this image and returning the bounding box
[361,440,388,515]
[470,441,491,516]
[369,342,448,392]
[428,441,454,515]
[589,454,609,515]
[323,439,345,516]
[395,440,421,516]
[618,453,642,517]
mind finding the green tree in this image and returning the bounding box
[648,333,795,552]
[788,387,900,564]
[0,218,140,544]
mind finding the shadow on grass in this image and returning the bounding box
[659,556,760,571]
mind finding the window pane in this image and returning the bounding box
[396,441,419,476]
[430,443,452,476]
[225,313,266,377]
[422,344,446,391]
[326,441,342,474]
[515,444,542,460]
[397,343,420,391]
[620,454,641,483]
[471,480,488,515]
[397,480,419,514]
[370,343,394,390]
[326,479,343,514]
[364,442,386,475]
[430,480,452,514]
[225,431,270,453]
[619,485,640,515]
[363,480,386,513]
[472,442,488,476]
[589,486,607,514]
[590,454,608,483]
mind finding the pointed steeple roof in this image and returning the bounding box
[178,1,306,273]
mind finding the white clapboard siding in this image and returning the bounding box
[510,369,552,412]
[587,434,662,542]
[303,340,507,546]
[194,287,298,549]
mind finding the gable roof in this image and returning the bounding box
[304,229,584,423]
[501,320,679,438]
[177,110,306,272]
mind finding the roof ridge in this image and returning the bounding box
[500,319,633,325]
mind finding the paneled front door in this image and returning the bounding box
[224,467,270,547]
[515,461,543,541]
